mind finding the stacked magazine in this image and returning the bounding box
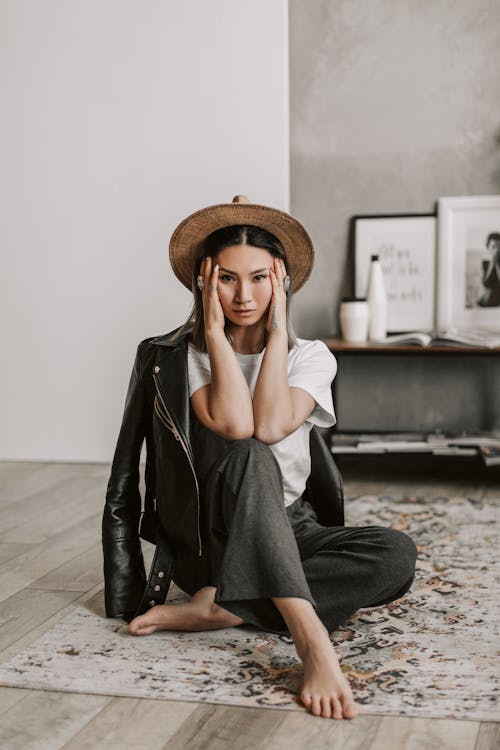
[330,432,500,466]
[372,329,500,348]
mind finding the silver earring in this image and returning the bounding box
[196,275,204,291]
[284,275,291,292]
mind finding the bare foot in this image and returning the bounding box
[128,586,246,636]
[298,624,360,719]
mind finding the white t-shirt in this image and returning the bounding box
[187,338,337,507]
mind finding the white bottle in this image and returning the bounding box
[366,254,387,340]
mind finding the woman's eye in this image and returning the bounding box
[220,274,234,282]
[254,274,268,281]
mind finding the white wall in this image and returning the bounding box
[1,0,289,461]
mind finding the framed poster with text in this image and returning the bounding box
[352,213,436,333]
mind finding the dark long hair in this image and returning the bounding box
[173,225,297,352]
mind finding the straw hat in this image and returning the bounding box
[169,195,314,292]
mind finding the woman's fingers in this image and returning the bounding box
[267,258,288,333]
[203,255,211,284]
[270,259,285,291]
[210,260,219,291]
[201,256,219,291]
[200,256,225,331]
[277,256,285,280]
[274,257,288,291]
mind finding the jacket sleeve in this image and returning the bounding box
[102,341,148,620]
[306,427,344,527]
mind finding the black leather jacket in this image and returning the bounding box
[101,327,345,622]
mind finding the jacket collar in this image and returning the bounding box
[149,325,191,348]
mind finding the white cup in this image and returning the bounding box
[339,298,369,342]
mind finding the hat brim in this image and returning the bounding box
[169,202,314,292]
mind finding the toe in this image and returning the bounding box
[128,620,140,635]
[128,615,151,635]
[300,692,312,709]
[135,624,157,636]
[320,697,332,718]
[332,696,343,720]
[342,700,360,719]
[311,696,322,716]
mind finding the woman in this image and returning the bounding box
[477,232,500,307]
[102,195,417,720]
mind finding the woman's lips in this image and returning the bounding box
[233,309,256,316]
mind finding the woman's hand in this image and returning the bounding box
[266,257,288,335]
[194,257,255,440]
[201,257,225,334]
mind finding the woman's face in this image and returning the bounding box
[487,238,500,263]
[213,244,275,328]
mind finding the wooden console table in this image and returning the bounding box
[321,337,500,464]
[322,337,500,355]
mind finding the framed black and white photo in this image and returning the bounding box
[352,214,436,332]
[437,196,500,333]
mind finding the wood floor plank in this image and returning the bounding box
[28,542,103,592]
[0,582,104,664]
[0,476,104,544]
[264,711,381,749]
[0,587,82,655]
[0,462,107,506]
[0,513,101,602]
[340,461,488,500]
[0,463,51,505]
[0,689,110,750]
[474,722,500,750]
[30,537,155,592]
[344,476,485,500]
[59,697,197,750]
[163,703,287,750]
[0,462,47,485]
[367,716,479,750]
[29,544,103,592]
[0,686,37,715]
[480,477,500,500]
[0,462,47,474]
[0,542,33,565]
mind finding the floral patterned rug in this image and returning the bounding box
[0,495,498,721]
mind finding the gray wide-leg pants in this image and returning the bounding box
[172,437,417,635]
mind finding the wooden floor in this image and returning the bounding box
[0,458,498,750]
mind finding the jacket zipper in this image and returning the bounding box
[152,371,202,557]
[153,395,180,440]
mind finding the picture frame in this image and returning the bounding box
[351,213,437,332]
[437,195,500,333]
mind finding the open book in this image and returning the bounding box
[372,329,500,349]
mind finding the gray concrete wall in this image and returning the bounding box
[289,0,500,338]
